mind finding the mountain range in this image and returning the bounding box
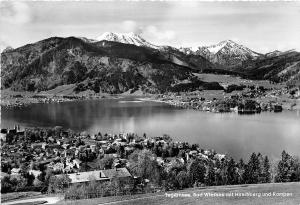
[179,40,261,67]
[1,32,299,94]
[96,32,160,49]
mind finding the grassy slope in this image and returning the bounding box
[57,182,300,205]
[194,73,285,89]
[194,73,300,110]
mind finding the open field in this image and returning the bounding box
[56,182,300,205]
[194,73,285,89]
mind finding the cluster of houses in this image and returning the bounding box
[158,85,285,113]
[1,125,227,187]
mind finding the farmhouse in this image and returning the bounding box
[55,167,132,185]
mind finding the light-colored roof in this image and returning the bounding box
[66,170,105,183]
[102,168,132,179]
[29,170,42,177]
[11,168,20,173]
[56,168,131,184]
[73,159,82,164]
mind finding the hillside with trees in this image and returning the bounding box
[0,37,220,94]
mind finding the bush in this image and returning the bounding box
[48,174,71,193]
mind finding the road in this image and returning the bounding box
[3,196,63,205]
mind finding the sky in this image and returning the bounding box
[1,1,300,53]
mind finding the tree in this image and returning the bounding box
[161,147,169,158]
[227,158,238,185]
[276,151,300,182]
[290,157,300,182]
[205,162,215,186]
[1,176,13,193]
[10,176,27,191]
[37,171,46,182]
[245,153,260,184]
[237,159,246,184]
[23,172,35,187]
[1,162,12,173]
[262,156,271,183]
[48,175,71,193]
[165,170,178,190]
[97,155,114,170]
[257,153,264,183]
[33,177,43,188]
[39,167,55,192]
[275,151,293,182]
[117,146,125,158]
[219,160,228,185]
[177,171,190,189]
[187,159,206,185]
[165,159,186,189]
[128,149,161,185]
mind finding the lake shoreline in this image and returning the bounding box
[139,93,300,113]
[0,89,126,108]
[2,93,300,160]
[1,89,299,113]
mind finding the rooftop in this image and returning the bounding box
[56,167,131,184]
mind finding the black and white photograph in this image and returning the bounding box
[0,0,300,204]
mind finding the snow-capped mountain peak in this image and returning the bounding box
[178,40,262,67]
[205,40,231,54]
[265,50,282,57]
[96,32,159,48]
[203,40,259,57]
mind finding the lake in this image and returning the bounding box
[1,97,300,160]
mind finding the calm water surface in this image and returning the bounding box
[2,98,300,160]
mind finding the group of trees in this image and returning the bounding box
[1,170,36,193]
[61,150,286,200]
[1,162,58,193]
[124,150,300,192]
[161,153,271,191]
[275,151,300,182]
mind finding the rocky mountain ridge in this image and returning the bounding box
[96,32,160,49]
[180,40,261,67]
[1,33,299,94]
[0,36,219,94]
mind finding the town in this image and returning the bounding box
[153,84,300,113]
[1,125,300,201]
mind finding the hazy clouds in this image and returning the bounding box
[120,20,176,45]
[1,1,300,53]
[0,1,33,24]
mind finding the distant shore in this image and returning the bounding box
[152,94,300,113]
[1,88,299,113]
[0,89,122,108]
